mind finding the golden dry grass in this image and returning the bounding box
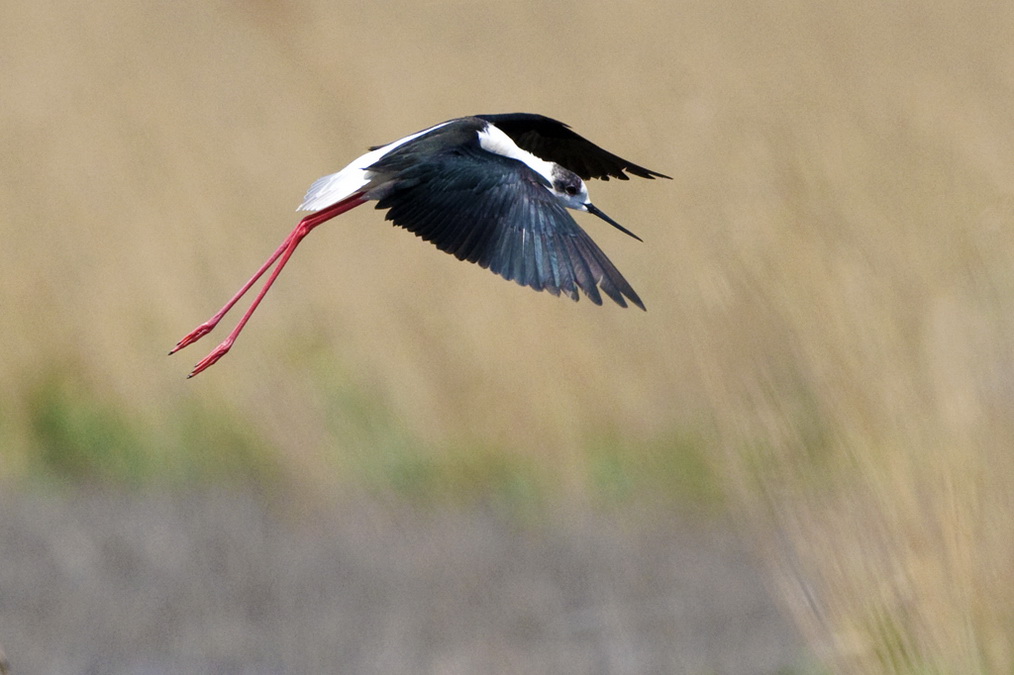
[2,0,1013,671]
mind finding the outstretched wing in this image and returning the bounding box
[370,141,645,309]
[476,113,671,182]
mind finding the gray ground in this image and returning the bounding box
[0,489,807,674]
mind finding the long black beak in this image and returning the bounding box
[585,203,643,242]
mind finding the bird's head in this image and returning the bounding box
[549,166,590,210]
[550,165,642,242]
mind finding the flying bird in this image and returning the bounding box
[171,113,669,377]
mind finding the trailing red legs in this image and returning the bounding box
[172,113,668,378]
[170,194,366,378]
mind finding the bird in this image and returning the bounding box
[170,113,669,378]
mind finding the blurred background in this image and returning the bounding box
[2,0,1012,672]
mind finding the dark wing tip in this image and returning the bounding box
[590,159,671,182]
[476,113,671,182]
[628,166,673,181]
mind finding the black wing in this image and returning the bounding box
[476,113,671,182]
[370,141,645,309]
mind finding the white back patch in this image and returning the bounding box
[476,124,556,185]
[298,120,454,212]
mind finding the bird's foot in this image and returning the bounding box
[186,338,234,378]
[169,321,218,355]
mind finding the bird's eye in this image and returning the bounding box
[565,184,578,195]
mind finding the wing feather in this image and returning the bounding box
[371,140,643,309]
[476,113,671,182]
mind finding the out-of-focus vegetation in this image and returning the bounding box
[1,0,1012,672]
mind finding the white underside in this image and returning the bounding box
[298,121,452,212]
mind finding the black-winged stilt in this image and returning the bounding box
[171,113,669,377]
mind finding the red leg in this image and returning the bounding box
[171,194,367,377]
[168,234,293,355]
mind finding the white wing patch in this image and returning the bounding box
[298,121,453,212]
[476,124,556,185]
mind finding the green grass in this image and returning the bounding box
[586,429,723,509]
[10,364,721,516]
[20,370,278,487]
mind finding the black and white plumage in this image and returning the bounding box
[172,113,669,377]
